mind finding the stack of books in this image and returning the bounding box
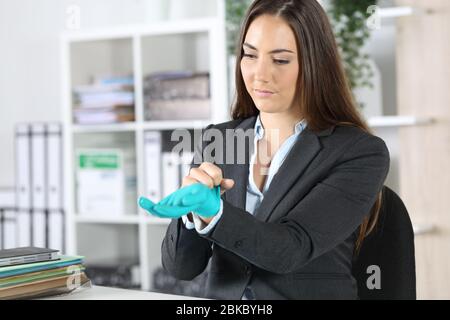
[0,247,90,300]
[73,75,135,125]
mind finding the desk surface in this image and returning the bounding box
[40,285,205,300]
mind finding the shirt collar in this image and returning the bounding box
[254,114,307,140]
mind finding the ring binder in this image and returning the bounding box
[14,123,65,252]
[0,207,16,250]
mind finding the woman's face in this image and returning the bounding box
[240,14,300,115]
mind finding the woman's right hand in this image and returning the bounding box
[182,162,235,224]
[182,162,235,196]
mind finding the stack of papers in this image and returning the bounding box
[73,75,135,125]
[0,247,91,300]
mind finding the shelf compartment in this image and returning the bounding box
[75,215,140,224]
[141,31,211,121]
[378,6,430,19]
[77,223,141,289]
[70,38,135,126]
[73,132,137,217]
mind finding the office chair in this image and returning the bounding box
[352,186,416,300]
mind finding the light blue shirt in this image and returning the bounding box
[181,114,307,298]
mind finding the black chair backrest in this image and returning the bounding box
[352,186,416,300]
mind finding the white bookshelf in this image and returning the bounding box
[61,2,228,291]
[378,6,431,19]
[368,115,434,128]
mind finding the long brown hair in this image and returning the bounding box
[230,0,382,253]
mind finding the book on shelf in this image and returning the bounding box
[76,148,136,217]
[73,83,133,94]
[144,71,210,120]
[76,149,123,216]
[94,75,134,87]
[73,105,135,125]
[144,71,209,100]
[73,75,135,125]
[75,91,134,105]
[146,98,210,120]
[143,130,194,204]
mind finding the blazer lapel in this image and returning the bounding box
[221,115,334,222]
[222,116,257,210]
[253,127,323,222]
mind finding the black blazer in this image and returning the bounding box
[161,115,390,299]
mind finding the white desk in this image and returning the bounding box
[40,285,205,300]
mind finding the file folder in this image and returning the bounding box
[0,189,16,249]
[180,151,194,181]
[30,124,47,248]
[0,209,17,250]
[46,124,64,252]
[15,124,32,247]
[31,124,46,211]
[76,149,125,216]
[15,123,65,251]
[162,152,181,197]
[144,131,162,202]
[47,124,63,211]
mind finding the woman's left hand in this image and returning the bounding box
[139,182,220,218]
[138,162,234,223]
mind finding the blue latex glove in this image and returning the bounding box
[138,183,221,219]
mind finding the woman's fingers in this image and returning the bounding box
[183,163,235,197]
[138,196,166,218]
[199,162,223,186]
[188,162,223,189]
[138,196,156,211]
[220,178,235,191]
[188,167,215,188]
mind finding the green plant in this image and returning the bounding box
[226,0,253,56]
[328,0,379,91]
[225,0,378,94]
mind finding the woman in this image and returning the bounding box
[141,0,389,299]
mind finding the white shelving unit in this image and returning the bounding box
[378,6,415,18]
[363,0,435,196]
[61,3,228,291]
[366,5,434,130]
[378,6,431,18]
[368,115,434,128]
